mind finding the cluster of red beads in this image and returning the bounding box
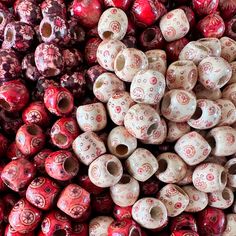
[0,0,236,235]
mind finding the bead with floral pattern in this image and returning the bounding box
[89,216,114,236]
[41,0,66,19]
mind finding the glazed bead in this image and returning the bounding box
[89,216,114,236]
[145,49,167,75]
[187,99,221,129]
[193,163,227,192]
[0,4,13,41]
[223,214,236,236]
[132,198,168,230]
[177,167,193,186]
[93,72,126,103]
[35,43,64,77]
[125,148,158,182]
[194,83,222,100]
[98,8,128,40]
[89,154,123,187]
[76,102,107,132]
[41,0,66,19]
[192,0,219,15]
[225,18,236,41]
[198,38,222,57]
[0,80,29,112]
[220,36,236,62]
[206,126,236,156]
[44,85,74,116]
[166,60,198,91]
[159,9,189,42]
[72,131,106,165]
[33,149,52,174]
[9,198,42,233]
[130,69,165,105]
[97,39,126,71]
[85,37,102,65]
[114,48,148,82]
[166,121,190,142]
[41,210,72,236]
[179,41,211,65]
[124,104,161,140]
[15,124,45,156]
[57,184,90,219]
[110,174,140,207]
[156,152,187,183]
[107,126,137,159]
[107,91,135,126]
[225,158,236,188]
[113,205,132,220]
[182,185,208,212]
[26,177,60,210]
[45,150,79,181]
[161,89,197,123]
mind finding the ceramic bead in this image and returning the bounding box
[159,9,190,42]
[107,126,137,159]
[157,184,189,217]
[98,7,128,40]
[124,104,161,140]
[225,158,236,188]
[76,102,107,132]
[9,198,42,233]
[97,39,126,71]
[33,149,52,174]
[182,185,208,212]
[7,141,29,161]
[179,41,211,65]
[41,0,66,19]
[188,99,221,129]
[132,198,168,230]
[107,91,135,126]
[177,167,193,186]
[220,36,236,62]
[206,126,236,156]
[113,205,132,220]
[197,38,221,57]
[62,48,83,72]
[161,89,197,123]
[145,49,167,75]
[166,121,190,142]
[57,184,90,219]
[88,154,123,187]
[125,148,158,182]
[26,177,60,210]
[110,174,140,207]
[130,69,165,105]
[156,152,187,183]
[89,216,114,236]
[194,83,222,100]
[222,214,236,236]
[93,72,126,103]
[45,150,79,181]
[193,163,228,192]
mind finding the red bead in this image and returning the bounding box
[225,18,236,41]
[6,142,28,160]
[192,0,219,15]
[92,191,114,214]
[197,206,226,235]
[104,0,133,10]
[74,205,91,223]
[9,198,42,233]
[179,6,196,29]
[57,184,90,219]
[5,224,34,236]
[0,133,8,157]
[72,223,88,236]
[15,124,46,156]
[33,149,52,174]
[44,85,74,116]
[113,205,132,221]
[140,176,160,196]
[0,165,7,192]
[171,230,199,236]
[84,37,102,65]
[219,0,236,20]
[2,193,18,223]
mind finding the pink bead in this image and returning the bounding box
[89,216,114,236]
[166,121,190,142]
[223,214,236,236]
[197,38,221,56]
[194,83,222,100]
[220,36,236,62]
[225,158,236,187]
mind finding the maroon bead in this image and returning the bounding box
[62,49,83,72]
[72,223,88,236]
[3,193,18,223]
[197,206,226,236]
[0,49,21,84]
[197,13,225,38]
[219,0,236,20]
[50,117,79,149]
[92,191,114,214]
[5,224,34,236]
[192,0,219,15]
[74,205,91,223]
[57,184,91,219]
[0,133,8,157]
[0,0,14,5]
[140,176,159,196]
[0,165,7,192]
[225,18,236,41]
[171,231,199,236]
[87,26,99,38]
[104,0,132,10]
[33,149,52,174]
[15,124,46,156]
[45,150,79,181]
[108,219,142,236]
[84,37,102,65]
[71,0,102,28]
[0,200,4,224]
[41,0,66,19]
[166,37,189,62]
[6,142,28,160]
[126,18,136,36]
[122,35,137,48]
[41,210,72,236]
[68,19,86,45]
[139,26,165,51]
[179,6,196,29]
[44,85,74,116]
[113,205,132,221]
[1,158,36,192]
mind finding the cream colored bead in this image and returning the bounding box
[177,167,193,186]
[220,36,236,62]
[225,158,236,188]
[89,216,114,236]
[223,214,236,236]
[228,61,236,84]
[198,38,221,57]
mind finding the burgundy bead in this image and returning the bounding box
[0,165,7,192]
[139,26,165,51]
[68,19,86,45]
[5,224,34,236]
[122,35,137,48]
[41,0,66,19]
[225,18,236,41]
[0,200,4,224]
[179,6,196,29]
[3,193,18,223]
[6,142,28,160]
[104,0,133,10]
[113,205,132,221]
[92,191,114,214]
[74,205,91,223]
[197,206,226,236]
[171,231,199,236]
[126,18,136,36]
[87,26,99,38]
[33,149,52,174]
[0,133,8,157]
[72,223,88,236]
[62,48,83,72]
[140,176,160,196]
[84,37,102,65]
[1,158,36,192]
[219,0,236,20]
[192,0,219,15]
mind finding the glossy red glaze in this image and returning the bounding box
[104,0,133,10]
[72,223,88,236]
[84,37,102,65]
[3,193,18,223]
[219,0,236,20]
[33,149,52,174]
[113,205,132,221]
[193,0,219,15]
[6,142,28,160]
[92,191,114,214]
[179,6,196,29]
[225,18,236,40]
[4,224,34,236]
[140,176,160,196]
[1,158,36,192]
[0,133,8,157]
[171,230,199,236]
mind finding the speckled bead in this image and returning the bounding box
[130,69,166,105]
[126,148,158,182]
[174,131,211,166]
[225,158,236,188]
[76,102,107,132]
[166,121,190,142]
[98,8,128,40]
[57,184,90,219]
[220,36,236,62]
[223,214,236,236]
[89,216,114,236]
[93,72,126,103]
[72,131,106,165]
[156,152,187,184]
[161,89,197,123]
[194,83,222,100]
[197,38,221,57]
[45,150,79,181]
[114,48,148,82]
[132,198,168,230]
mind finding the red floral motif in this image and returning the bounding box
[176,92,190,105]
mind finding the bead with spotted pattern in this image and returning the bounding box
[89,216,114,236]
[220,36,236,62]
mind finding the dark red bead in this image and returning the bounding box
[6,142,28,160]
[84,37,102,65]
[41,0,66,19]
[92,191,114,214]
[104,0,133,10]
[3,193,18,223]
[72,223,88,236]
[225,18,236,41]
[33,149,52,174]
[0,200,4,224]
[73,205,91,223]
[122,35,137,48]
[140,176,159,196]
[192,0,219,15]
[171,230,199,236]
[68,19,86,45]
[62,49,83,72]
[126,18,136,36]
[5,224,34,236]
[87,26,99,38]
[113,205,132,221]
[0,165,7,192]
[219,0,236,20]
[179,6,196,29]
[0,133,8,158]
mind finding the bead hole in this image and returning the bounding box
[0,99,10,110]
[147,56,157,63]
[41,22,52,38]
[107,161,119,176]
[6,28,13,42]
[191,106,202,120]
[162,94,171,110]
[129,227,141,236]
[103,31,113,39]
[158,159,168,173]
[115,144,128,156]
[58,97,70,112]
[54,133,67,145]
[143,28,156,42]
[232,21,236,33]
[64,157,77,174]
[119,175,131,184]
[53,229,67,236]
[27,125,40,135]
[218,76,226,86]
[220,170,227,185]
[147,123,158,135]
[228,164,236,174]
[222,189,230,200]
[116,55,125,71]
[150,206,161,220]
